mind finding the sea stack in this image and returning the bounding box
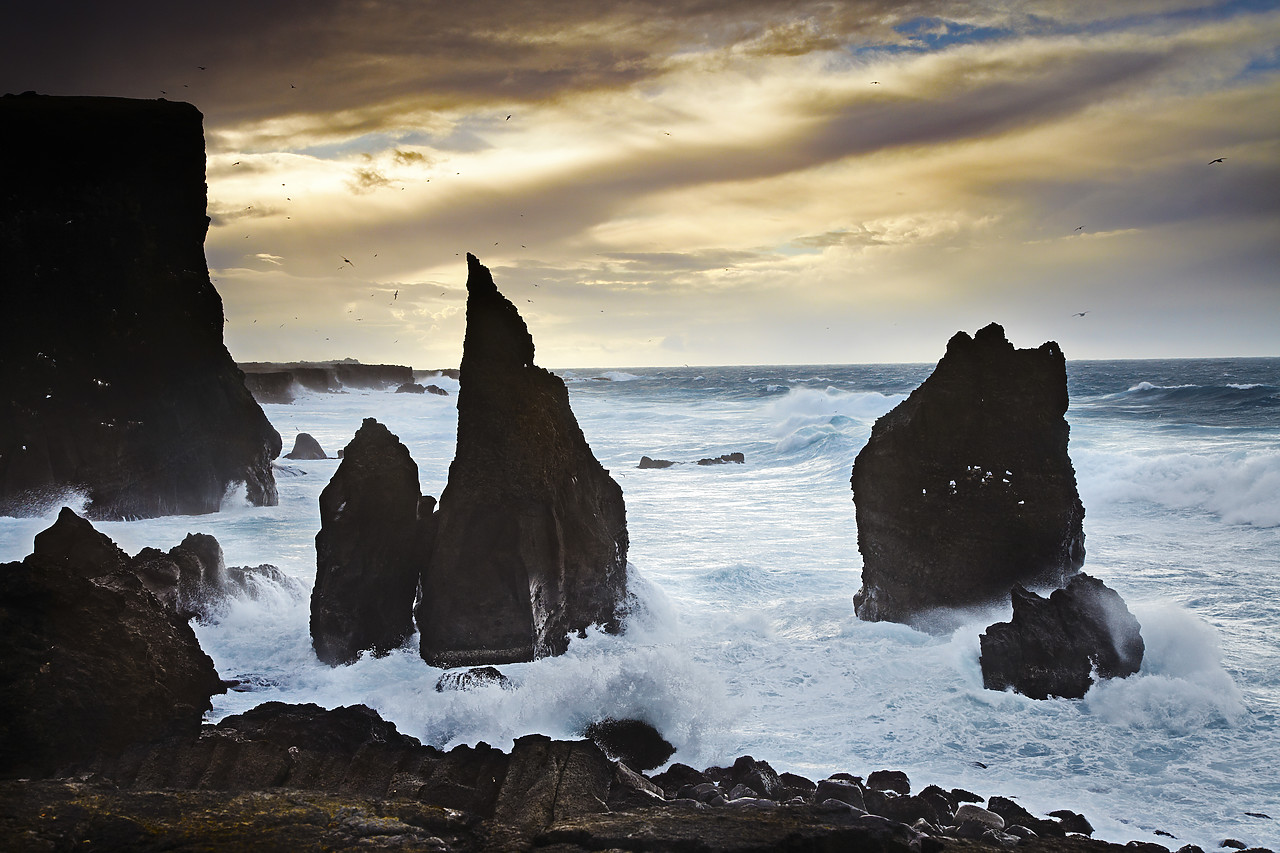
[851,323,1085,625]
[0,93,280,519]
[979,573,1144,699]
[417,254,629,666]
[312,419,430,665]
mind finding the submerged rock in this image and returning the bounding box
[851,323,1085,625]
[0,511,223,778]
[697,452,745,465]
[312,419,431,665]
[416,254,628,667]
[0,93,281,520]
[434,666,512,692]
[283,432,329,460]
[979,572,1144,699]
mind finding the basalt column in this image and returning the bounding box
[417,255,628,666]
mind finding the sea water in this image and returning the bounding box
[1,358,1277,848]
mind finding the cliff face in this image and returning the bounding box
[0,93,280,519]
[851,323,1085,625]
[416,254,629,666]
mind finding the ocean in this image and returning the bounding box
[2,357,1277,848]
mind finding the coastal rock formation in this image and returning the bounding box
[582,718,676,772]
[416,254,628,667]
[312,418,431,665]
[0,93,281,520]
[0,510,223,778]
[698,452,745,465]
[239,361,413,404]
[851,323,1085,625]
[979,573,1144,699]
[396,381,428,394]
[283,432,329,460]
[0,693,1242,851]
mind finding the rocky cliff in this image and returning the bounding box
[0,93,280,519]
[416,254,629,666]
[851,323,1085,625]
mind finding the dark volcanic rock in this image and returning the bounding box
[242,371,296,404]
[312,419,430,665]
[283,432,329,460]
[416,254,628,667]
[396,381,427,394]
[979,573,1144,699]
[435,666,512,692]
[425,384,449,396]
[0,512,223,778]
[638,455,677,469]
[851,323,1085,624]
[697,452,746,465]
[0,93,281,520]
[582,718,677,772]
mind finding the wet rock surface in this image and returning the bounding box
[312,418,431,665]
[980,573,1145,699]
[0,93,281,520]
[852,322,1086,625]
[416,254,628,667]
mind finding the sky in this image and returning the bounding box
[4,0,1278,368]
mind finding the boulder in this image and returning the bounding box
[311,418,431,665]
[851,323,1085,625]
[0,512,223,778]
[435,666,512,692]
[582,718,676,772]
[0,93,281,520]
[396,382,427,394]
[638,456,677,469]
[283,433,329,460]
[417,254,628,667]
[425,384,449,396]
[979,573,1144,699]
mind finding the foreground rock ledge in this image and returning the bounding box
[416,253,629,667]
[852,323,1086,626]
[0,93,281,519]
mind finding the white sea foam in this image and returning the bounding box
[1078,448,1280,527]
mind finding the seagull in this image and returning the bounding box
[342,256,354,267]
[1208,157,1225,164]
[871,81,880,84]
[197,66,206,71]
[1072,311,1090,318]
[1074,225,1084,231]
[506,114,512,120]
[393,290,398,300]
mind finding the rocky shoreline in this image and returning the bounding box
[4,701,1272,853]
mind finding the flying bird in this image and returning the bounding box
[1208,157,1225,164]
[342,256,354,267]
[1072,311,1090,318]
[393,290,398,300]
[197,66,206,71]
[1074,225,1084,231]
[506,114,512,120]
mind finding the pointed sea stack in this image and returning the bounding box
[0,93,280,519]
[851,323,1085,625]
[311,419,429,665]
[417,255,628,666]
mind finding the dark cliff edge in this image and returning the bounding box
[0,93,280,519]
[238,361,421,403]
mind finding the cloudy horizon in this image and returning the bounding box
[5,0,1278,369]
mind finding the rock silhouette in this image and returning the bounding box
[312,419,431,665]
[0,509,223,778]
[283,432,329,460]
[851,323,1085,625]
[979,573,1144,699]
[0,93,280,519]
[417,254,628,666]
